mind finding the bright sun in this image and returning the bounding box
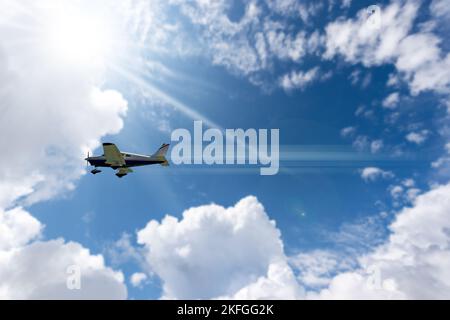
[45,11,113,65]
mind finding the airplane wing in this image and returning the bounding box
[102,143,126,167]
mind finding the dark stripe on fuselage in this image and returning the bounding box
[87,158,163,168]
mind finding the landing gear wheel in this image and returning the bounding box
[91,169,102,175]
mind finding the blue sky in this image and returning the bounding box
[1,0,450,299]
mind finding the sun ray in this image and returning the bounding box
[110,64,223,130]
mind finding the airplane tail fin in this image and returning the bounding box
[152,143,170,166]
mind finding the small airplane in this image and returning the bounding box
[85,142,170,178]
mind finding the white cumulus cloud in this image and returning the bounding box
[0,239,127,299]
[136,196,303,299]
[0,0,129,299]
[128,184,450,299]
[312,183,450,299]
[0,207,42,251]
[0,0,128,207]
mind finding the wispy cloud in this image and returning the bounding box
[361,167,394,182]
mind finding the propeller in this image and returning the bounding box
[86,151,90,168]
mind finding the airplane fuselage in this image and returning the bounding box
[87,153,164,169]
